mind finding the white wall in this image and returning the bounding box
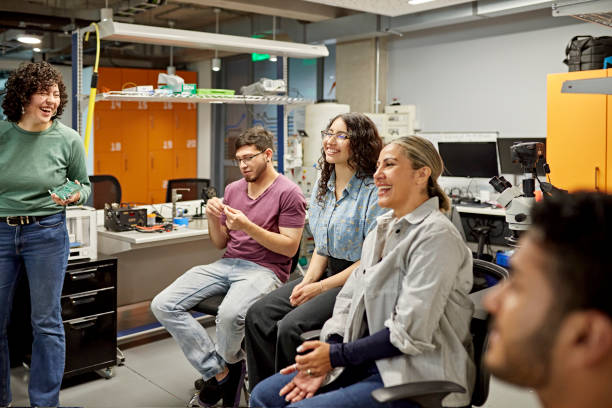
[387,13,612,138]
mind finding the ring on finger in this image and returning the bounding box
[307,368,312,376]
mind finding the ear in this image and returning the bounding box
[558,311,612,368]
[417,166,432,185]
[265,148,273,162]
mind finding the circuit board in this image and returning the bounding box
[49,179,82,200]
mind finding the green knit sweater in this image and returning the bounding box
[0,120,91,216]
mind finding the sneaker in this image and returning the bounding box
[197,376,223,407]
[221,360,246,408]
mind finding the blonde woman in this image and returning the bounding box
[251,136,475,408]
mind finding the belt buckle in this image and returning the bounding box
[6,216,20,226]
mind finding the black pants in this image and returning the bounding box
[245,257,352,392]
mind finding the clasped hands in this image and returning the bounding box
[289,280,324,307]
[278,341,332,403]
[205,197,251,231]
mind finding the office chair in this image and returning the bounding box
[87,175,122,209]
[189,245,302,407]
[370,259,509,408]
[300,259,509,408]
[165,178,211,203]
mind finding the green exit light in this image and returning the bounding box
[252,53,270,62]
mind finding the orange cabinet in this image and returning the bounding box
[149,150,174,191]
[547,70,608,192]
[93,67,198,204]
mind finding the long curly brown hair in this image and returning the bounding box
[2,61,67,122]
[316,112,383,203]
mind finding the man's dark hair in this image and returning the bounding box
[2,61,68,122]
[235,126,274,152]
[530,192,611,319]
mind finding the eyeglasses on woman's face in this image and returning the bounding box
[233,150,265,167]
[320,130,350,142]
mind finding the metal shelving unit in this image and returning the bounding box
[96,92,312,105]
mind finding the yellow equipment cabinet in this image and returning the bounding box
[547,69,608,192]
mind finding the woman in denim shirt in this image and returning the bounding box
[245,113,385,390]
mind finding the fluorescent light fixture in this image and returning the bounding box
[33,47,41,52]
[269,55,278,62]
[98,20,328,59]
[408,0,436,4]
[17,35,41,44]
[212,57,221,72]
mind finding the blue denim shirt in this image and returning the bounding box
[308,172,385,262]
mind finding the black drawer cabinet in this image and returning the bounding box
[63,258,117,378]
[8,257,118,379]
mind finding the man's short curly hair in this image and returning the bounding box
[1,61,67,122]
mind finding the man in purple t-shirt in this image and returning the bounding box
[151,127,306,407]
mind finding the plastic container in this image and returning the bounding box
[173,217,189,227]
[147,213,156,227]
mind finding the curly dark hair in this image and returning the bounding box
[316,112,383,203]
[1,61,67,122]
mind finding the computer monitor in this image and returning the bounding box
[438,141,499,178]
[497,138,546,176]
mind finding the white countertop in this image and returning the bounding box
[97,218,210,254]
[456,205,505,217]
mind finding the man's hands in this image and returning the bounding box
[204,197,253,232]
[223,206,252,231]
[289,281,324,307]
[205,197,225,220]
[277,340,332,403]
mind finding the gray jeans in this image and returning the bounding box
[151,258,281,380]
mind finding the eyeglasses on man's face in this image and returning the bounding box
[321,130,350,141]
[234,150,265,167]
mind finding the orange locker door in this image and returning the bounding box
[149,110,174,151]
[150,189,167,204]
[173,109,197,150]
[174,150,197,179]
[95,152,123,181]
[120,111,149,204]
[94,110,122,155]
[547,70,607,192]
[149,150,174,193]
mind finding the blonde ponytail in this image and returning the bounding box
[390,136,450,213]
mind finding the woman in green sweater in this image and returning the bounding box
[0,61,90,407]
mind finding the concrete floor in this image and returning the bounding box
[9,327,540,408]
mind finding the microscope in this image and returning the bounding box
[489,142,558,245]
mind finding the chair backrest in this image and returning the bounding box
[87,175,122,209]
[165,178,211,203]
[470,259,509,407]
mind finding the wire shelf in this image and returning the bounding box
[95,92,312,105]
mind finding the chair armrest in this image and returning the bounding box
[371,380,466,408]
[300,329,322,342]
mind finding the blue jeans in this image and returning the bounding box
[0,212,69,407]
[151,258,281,380]
[250,365,418,408]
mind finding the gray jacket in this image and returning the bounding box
[320,197,475,407]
